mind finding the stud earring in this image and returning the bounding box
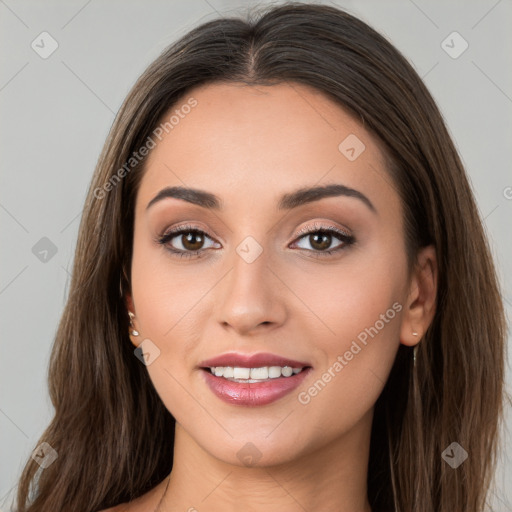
[412,331,418,336]
[128,311,139,337]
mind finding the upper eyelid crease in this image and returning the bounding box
[146,183,377,214]
[160,224,351,240]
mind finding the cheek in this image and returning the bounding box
[130,234,209,338]
[129,235,222,381]
[129,241,209,422]
[289,250,405,346]
[289,255,404,410]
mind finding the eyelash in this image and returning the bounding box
[155,222,355,260]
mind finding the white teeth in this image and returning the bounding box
[268,366,282,378]
[233,367,250,379]
[209,365,304,381]
[250,367,268,379]
[223,366,234,378]
[281,366,293,377]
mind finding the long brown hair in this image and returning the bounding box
[14,3,507,511]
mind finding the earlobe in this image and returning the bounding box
[127,311,141,347]
[128,311,140,337]
[400,245,438,347]
[123,292,141,347]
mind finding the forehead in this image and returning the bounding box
[137,82,396,215]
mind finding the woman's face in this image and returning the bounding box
[128,82,419,467]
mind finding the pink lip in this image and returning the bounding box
[198,352,311,369]
[201,367,312,406]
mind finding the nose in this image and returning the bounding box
[214,244,287,336]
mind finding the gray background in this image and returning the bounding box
[1,0,511,510]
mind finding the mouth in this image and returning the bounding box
[198,353,313,406]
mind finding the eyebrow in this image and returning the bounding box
[146,183,376,214]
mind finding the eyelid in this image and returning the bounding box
[158,220,351,242]
[159,222,213,238]
[156,223,219,247]
[292,221,352,240]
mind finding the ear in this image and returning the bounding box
[400,245,437,347]
[121,266,135,314]
[125,292,135,314]
[124,291,140,347]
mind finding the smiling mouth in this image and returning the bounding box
[201,365,311,383]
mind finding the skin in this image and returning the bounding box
[110,82,437,512]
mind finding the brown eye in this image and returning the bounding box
[291,223,355,258]
[307,232,333,251]
[179,231,205,251]
[157,225,220,258]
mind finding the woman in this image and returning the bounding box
[14,3,506,511]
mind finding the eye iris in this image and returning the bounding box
[310,232,331,251]
[182,231,204,251]
[166,228,344,254]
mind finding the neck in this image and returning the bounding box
[161,409,374,512]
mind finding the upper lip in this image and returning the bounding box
[199,352,311,369]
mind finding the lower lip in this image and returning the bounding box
[201,368,312,406]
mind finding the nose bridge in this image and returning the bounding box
[215,233,286,333]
